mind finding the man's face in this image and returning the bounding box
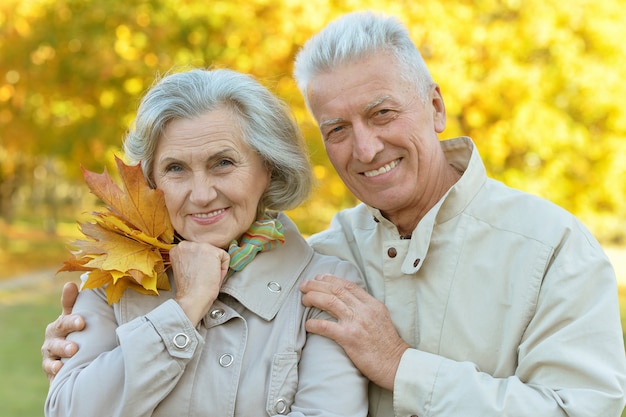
[306,52,446,220]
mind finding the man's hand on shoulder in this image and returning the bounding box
[41,282,85,382]
[300,274,410,390]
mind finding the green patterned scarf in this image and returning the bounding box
[227,213,285,275]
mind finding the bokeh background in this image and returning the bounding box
[1,0,625,416]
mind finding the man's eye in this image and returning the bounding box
[373,109,397,124]
[325,125,343,140]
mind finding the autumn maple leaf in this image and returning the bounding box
[59,156,175,304]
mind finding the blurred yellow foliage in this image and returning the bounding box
[0,0,625,242]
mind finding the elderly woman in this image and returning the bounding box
[44,68,368,417]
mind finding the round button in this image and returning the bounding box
[219,353,234,367]
[387,247,397,258]
[267,281,282,293]
[210,308,225,319]
[173,333,190,349]
[275,398,287,414]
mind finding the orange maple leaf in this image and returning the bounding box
[82,156,174,243]
[59,157,175,305]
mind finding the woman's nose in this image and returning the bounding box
[188,174,216,205]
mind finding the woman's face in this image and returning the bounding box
[152,107,271,249]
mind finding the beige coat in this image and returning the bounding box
[45,214,368,417]
[309,137,626,417]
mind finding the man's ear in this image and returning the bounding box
[431,84,446,133]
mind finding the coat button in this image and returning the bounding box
[210,308,225,319]
[275,398,287,414]
[413,258,421,267]
[387,247,397,258]
[219,353,234,367]
[267,281,282,293]
[172,333,190,349]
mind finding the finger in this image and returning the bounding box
[301,287,356,321]
[43,358,63,382]
[300,274,343,295]
[301,274,365,307]
[44,314,85,340]
[41,339,78,381]
[313,274,372,303]
[301,274,359,298]
[304,317,342,342]
[220,251,230,280]
[61,282,79,315]
[42,336,78,360]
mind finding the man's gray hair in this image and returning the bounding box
[293,11,434,105]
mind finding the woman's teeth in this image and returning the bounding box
[193,209,224,218]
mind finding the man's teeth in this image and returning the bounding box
[194,209,224,218]
[364,160,399,177]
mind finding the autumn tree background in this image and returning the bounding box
[1,0,626,274]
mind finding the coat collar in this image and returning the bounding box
[365,136,486,275]
[218,213,313,321]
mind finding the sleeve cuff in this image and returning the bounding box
[143,299,202,359]
[393,348,444,415]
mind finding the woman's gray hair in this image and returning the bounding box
[293,11,434,104]
[123,68,314,212]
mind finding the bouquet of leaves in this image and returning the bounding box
[59,156,175,304]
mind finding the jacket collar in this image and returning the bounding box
[218,213,313,321]
[366,136,486,274]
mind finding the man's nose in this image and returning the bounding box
[352,123,383,163]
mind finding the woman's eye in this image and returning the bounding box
[217,159,234,168]
[165,164,183,173]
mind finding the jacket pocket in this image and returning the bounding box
[266,352,299,415]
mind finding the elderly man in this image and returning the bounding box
[43,11,626,417]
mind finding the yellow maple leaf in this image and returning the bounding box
[59,157,175,305]
[78,221,164,279]
[81,156,174,243]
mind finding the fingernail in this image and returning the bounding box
[64,344,73,355]
[73,317,81,327]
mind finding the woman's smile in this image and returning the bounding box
[188,208,228,224]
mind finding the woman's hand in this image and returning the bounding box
[169,241,230,326]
